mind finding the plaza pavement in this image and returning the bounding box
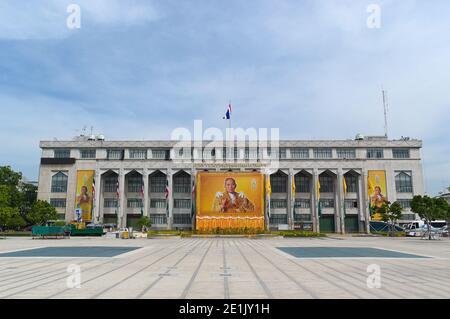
[0,236,449,299]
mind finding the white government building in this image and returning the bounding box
[37,134,424,233]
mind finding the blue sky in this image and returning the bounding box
[0,0,449,195]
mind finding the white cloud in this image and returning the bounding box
[0,0,160,40]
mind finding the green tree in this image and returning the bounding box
[0,166,39,229]
[411,195,447,240]
[0,185,11,207]
[0,207,25,231]
[0,166,22,186]
[27,200,58,226]
[137,216,152,232]
[375,201,403,237]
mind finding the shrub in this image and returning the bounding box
[275,230,325,237]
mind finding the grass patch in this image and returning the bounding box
[273,230,325,237]
[370,231,406,237]
[147,229,325,238]
[147,230,183,236]
[0,231,32,237]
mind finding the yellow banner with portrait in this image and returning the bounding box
[196,172,265,230]
[368,170,388,221]
[75,170,94,221]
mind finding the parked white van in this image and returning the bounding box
[404,221,442,237]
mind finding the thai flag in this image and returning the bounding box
[164,179,170,199]
[225,103,232,119]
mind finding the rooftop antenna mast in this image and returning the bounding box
[382,88,389,138]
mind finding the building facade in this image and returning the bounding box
[37,135,424,233]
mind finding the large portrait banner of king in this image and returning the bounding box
[195,172,265,230]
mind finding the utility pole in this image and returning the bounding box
[382,89,389,138]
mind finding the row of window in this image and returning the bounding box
[272,199,359,209]
[103,198,191,209]
[50,171,414,195]
[54,149,169,160]
[53,147,412,160]
[270,171,413,193]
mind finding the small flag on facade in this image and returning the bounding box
[343,176,347,195]
[164,179,170,199]
[140,180,144,216]
[191,179,196,218]
[317,178,321,217]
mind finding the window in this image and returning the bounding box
[104,175,118,193]
[401,213,415,220]
[152,149,167,159]
[395,171,413,193]
[270,199,287,209]
[344,199,358,209]
[104,198,118,208]
[234,148,239,159]
[314,148,332,159]
[174,173,190,193]
[393,148,410,159]
[127,176,143,193]
[127,198,143,208]
[54,149,70,158]
[150,173,166,193]
[150,199,166,209]
[319,175,334,192]
[344,175,358,193]
[80,149,96,159]
[294,214,312,222]
[397,199,412,209]
[107,149,124,160]
[320,199,334,208]
[51,172,68,193]
[295,175,310,192]
[246,148,258,160]
[271,172,287,193]
[367,148,384,159]
[173,214,191,224]
[291,148,309,159]
[150,214,167,224]
[129,149,147,159]
[279,148,287,159]
[174,199,191,209]
[294,199,310,209]
[269,214,288,224]
[337,148,356,159]
[50,198,66,208]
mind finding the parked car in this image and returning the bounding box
[404,221,442,237]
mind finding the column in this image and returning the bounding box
[312,169,319,233]
[143,168,149,218]
[337,169,345,234]
[362,170,370,233]
[167,169,173,229]
[94,169,101,223]
[288,169,294,230]
[119,169,126,228]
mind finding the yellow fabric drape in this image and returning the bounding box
[196,217,265,230]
